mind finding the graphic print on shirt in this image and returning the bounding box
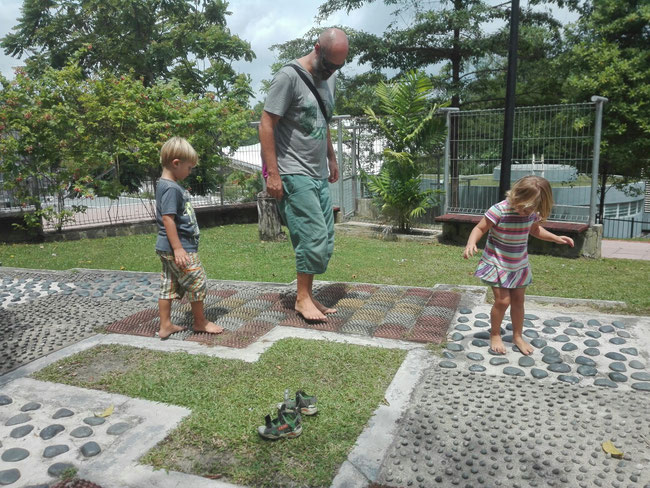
[183,193,200,238]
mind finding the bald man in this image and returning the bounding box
[259,28,349,321]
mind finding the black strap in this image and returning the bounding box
[287,64,331,122]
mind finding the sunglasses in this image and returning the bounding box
[320,52,345,72]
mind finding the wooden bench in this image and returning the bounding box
[435,213,599,258]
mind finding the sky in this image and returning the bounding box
[0,0,397,102]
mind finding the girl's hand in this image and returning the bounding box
[463,244,478,259]
[558,236,574,247]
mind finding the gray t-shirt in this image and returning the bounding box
[263,61,335,179]
[155,178,200,253]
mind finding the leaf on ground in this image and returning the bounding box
[602,440,623,458]
[95,404,114,418]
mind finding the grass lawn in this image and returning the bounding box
[33,340,407,487]
[1,223,649,313]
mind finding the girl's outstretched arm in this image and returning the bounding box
[530,223,575,247]
[463,217,493,259]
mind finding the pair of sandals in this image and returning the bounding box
[257,390,318,440]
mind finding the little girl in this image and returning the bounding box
[463,175,574,355]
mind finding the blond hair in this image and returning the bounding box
[160,137,198,168]
[506,175,554,221]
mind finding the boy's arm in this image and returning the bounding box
[162,214,190,267]
[530,222,575,247]
[463,217,493,259]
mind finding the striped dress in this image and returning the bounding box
[474,200,538,288]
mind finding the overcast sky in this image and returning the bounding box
[0,0,396,101]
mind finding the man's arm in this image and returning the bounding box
[259,110,283,200]
[326,127,339,183]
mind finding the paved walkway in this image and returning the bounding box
[1,268,649,488]
[601,239,650,260]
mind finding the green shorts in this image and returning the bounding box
[277,175,334,275]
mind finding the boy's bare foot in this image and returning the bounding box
[490,335,507,355]
[312,298,337,315]
[513,336,534,355]
[296,297,327,321]
[159,323,186,340]
[194,321,224,334]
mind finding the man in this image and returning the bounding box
[259,27,349,321]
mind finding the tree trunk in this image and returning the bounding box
[257,191,286,241]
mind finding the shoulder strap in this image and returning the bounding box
[287,64,331,122]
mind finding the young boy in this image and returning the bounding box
[155,137,223,339]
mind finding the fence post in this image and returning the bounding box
[337,118,345,217]
[589,96,608,227]
[439,108,459,215]
[630,218,635,239]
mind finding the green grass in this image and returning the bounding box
[1,223,649,313]
[33,340,406,487]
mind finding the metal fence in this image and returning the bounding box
[441,99,606,225]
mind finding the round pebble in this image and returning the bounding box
[575,356,596,367]
[469,364,486,373]
[40,424,65,440]
[543,320,560,327]
[48,463,75,477]
[584,348,600,357]
[467,352,484,361]
[608,372,628,383]
[83,417,106,426]
[631,372,650,381]
[474,331,491,340]
[599,325,615,334]
[471,339,489,348]
[540,346,560,356]
[587,319,601,326]
[70,426,93,438]
[605,352,627,361]
[490,357,509,366]
[43,445,70,458]
[620,347,637,356]
[609,362,627,373]
[474,320,489,328]
[451,332,464,341]
[611,320,625,328]
[585,330,601,338]
[584,339,600,347]
[457,316,469,323]
[542,355,563,365]
[447,343,464,352]
[548,363,571,373]
[52,408,74,419]
[531,368,548,379]
[542,327,557,334]
[20,402,41,412]
[553,335,570,342]
[503,367,525,377]
[561,343,578,352]
[455,324,471,331]
[523,330,539,339]
[439,361,457,369]
[80,441,101,457]
[594,378,618,388]
[442,351,455,359]
[475,313,489,319]
[563,328,579,336]
[554,316,572,322]
[0,395,12,406]
[0,469,20,485]
[609,337,626,345]
[519,356,535,368]
[459,307,472,314]
[9,424,34,438]
[1,448,29,462]
[629,360,645,369]
[577,365,598,376]
[631,382,650,392]
[5,413,31,426]
[558,375,580,384]
[531,338,547,349]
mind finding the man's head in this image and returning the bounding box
[312,28,349,81]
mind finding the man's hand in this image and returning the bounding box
[328,159,339,183]
[266,173,283,200]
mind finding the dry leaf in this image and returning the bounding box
[95,405,114,418]
[602,440,623,458]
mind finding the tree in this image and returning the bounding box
[364,71,446,232]
[1,0,255,95]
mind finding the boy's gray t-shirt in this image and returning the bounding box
[263,62,335,179]
[155,178,200,253]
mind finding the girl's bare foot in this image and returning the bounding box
[194,321,224,334]
[490,334,507,354]
[513,336,534,355]
[312,298,337,315]
[296,297,326,321]
[159,323,186,340]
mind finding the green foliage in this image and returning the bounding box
[364,71,446,232]
[1,0,255,95]
[0,61,255,231]
[225,170,264,202]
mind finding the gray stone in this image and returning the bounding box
[474,320,489,328]
[577,365,598,376]
[442,351,455,359]
[457,316,469,323]
[594,378,618,388]
[609,337,626,345]
[558,375,580,384]
[473,331,491,340]
[519,356,535,367]
[542,327,557,334]
[9,424,34,438]
[447,343,464,352]
[563,328,579,336]
[475,313,489,319]
[20,402,41,412]
[629,360,645,369]
[631,372,650,381]
[524,314,539,320]
[471,339,489,348]
[1,448,29,462]
[561,343,578,352]
[543,320,560,327]
[548,363,571,373]
[585,330,601,338]
[469,364,486,372]
[568,321,584,329]
[40,424,65,440]
[616,330,631,338]
[611,320,626,329]
[489,357,509,366]
[503,367,525,377]
[584,339,600,347]
[575,356,596,367]
[599,325,615,333]
[83,417,106,426]
[531,368,548,379]
[553,335,570,342]
[47,463,75,477]
[52,408,74,419]
[80,441,101,457]
[631,382,650,392]
[459,307,472,314]
[531,338,547,349]
[70,426,93,438]
[0,395,12,406]
[451,332,464,341]
[554,316,573,322]
[608,372,628,383]
[523,330,539,339]
[587,319,601,326]
[609,362,627,373]
[439,361,457,369]
[542,355,563,364]
[584,348,600,357]
[5,413,31,426]
[541,346,560,356]
[605,352,627,361]
[502,334,513,343]
[0,469,20,485]
[43,445,70,458]
[467,352,484,361]
[455,324,471,331]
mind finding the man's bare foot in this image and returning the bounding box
[159,323,186,340]
[194,321,224,334]
[513,336,534,355]
[490,335,507,354]
[312,298,337,315]
[296,297,326,321]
